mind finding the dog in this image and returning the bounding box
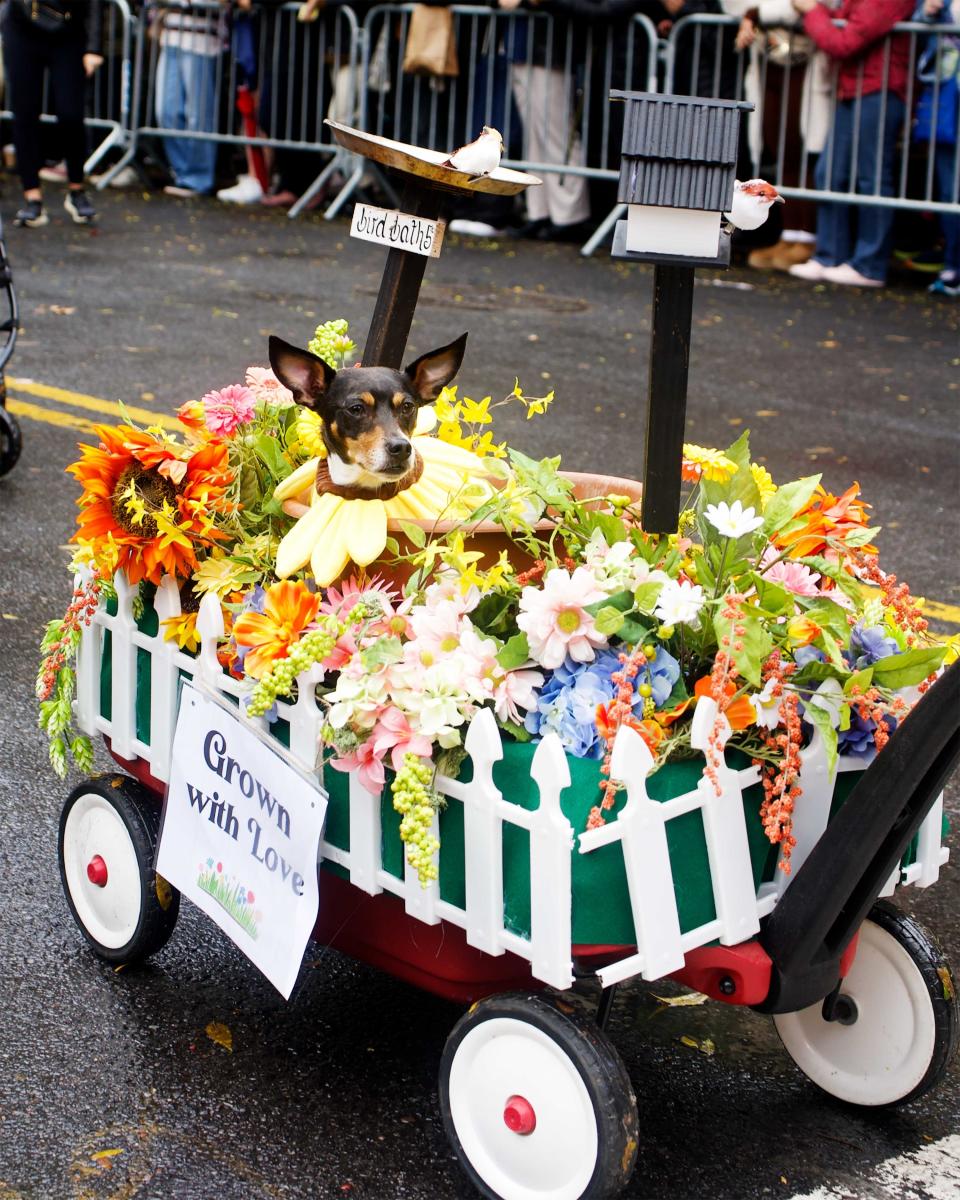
[268,333,468,495]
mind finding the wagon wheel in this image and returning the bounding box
[0,405,21,477]
[774,901,958,1108]
[439,992,639,1200]
[59,774,180,964]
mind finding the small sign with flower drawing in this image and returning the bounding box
[156,682,327,998]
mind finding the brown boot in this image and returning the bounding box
[770,241,816,271]
[747,240,789,269]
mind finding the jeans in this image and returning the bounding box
[935,144,960,277]
[813,92,906,282]
[156,46,219,193]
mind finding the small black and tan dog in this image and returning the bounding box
[268,333,467,495]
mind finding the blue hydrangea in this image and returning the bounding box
[524,645,681,759]
[846,621,899,669]
[838,709,898,757]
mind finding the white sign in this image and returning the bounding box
[350,202,445,258]
[156,682,327,999]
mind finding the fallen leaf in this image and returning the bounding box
[205,1021,233,1051]
[938,966,955,1000]
[755,409,778,417]
[652,991,709,1007]
[1,613,19,620]
[818,339,838,349]
[49,305,76,316]
[91,1149,122,1162]
[679,1034,716,1056]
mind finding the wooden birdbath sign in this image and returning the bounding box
[324,120,540,369]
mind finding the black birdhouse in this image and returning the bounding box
[610,90,753,267]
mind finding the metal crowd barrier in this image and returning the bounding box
[0,0,134,178]
[98,0,362,214]
[664,12,960,216]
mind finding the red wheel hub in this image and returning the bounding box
[86,855,108,887]
[503,1094,536,1135]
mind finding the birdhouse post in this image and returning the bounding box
[610,92,753,536]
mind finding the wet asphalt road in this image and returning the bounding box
[0,188,958,1200]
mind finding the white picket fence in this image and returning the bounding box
[74,570,949,992]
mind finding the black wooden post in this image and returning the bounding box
[361,178,449,369]
[641,263,695,535]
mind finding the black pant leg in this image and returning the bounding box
[2,16,48,192]
[48,37,89,185]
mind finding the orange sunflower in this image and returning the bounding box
[232,580,320,679]
[68,425,234,585]
[773,483,876,560]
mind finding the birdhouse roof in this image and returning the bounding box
[611,91,753,212]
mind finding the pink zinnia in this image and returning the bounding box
[516,566,607,669]
[202,384,257,436]
[371,706,433,772]
[329,738,387,794]
[245,366,294,406]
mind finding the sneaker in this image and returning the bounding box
[448,219,506,238]
[91,165,139,189]
[216,173,263,204]
[821,262,884,288]
[39,161,67,183]
[788,258,828,281]
[928,271,960,297]
[64,189,97,225]
[260,189,298,208]
[163,184,202,198]
[13,199,49,228]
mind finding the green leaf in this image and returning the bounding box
[397,520,426,549]
[499,718,533,743]
[360,635,403,671]
[799,597,852,644]
[713,606,771,688]
[872,647,945,690]
[470,592,515,637]
[579,512,629,545]
[841,525,882,549]
[633,581,663,615]
[253,432,287,477]
[746,572,792,617]
[700,432,760,511]
[800,555,863,604]
[762,474,821,536]
[586,590,634,616]
[497,632,531,670]
[383,537,400,556]
[594,606,626,637]
[508,449,571,508]
[844,667,874,695]
[618,617,650,646]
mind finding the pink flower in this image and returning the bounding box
[371,706,433,771]
[408,599,468,661]
[202,384,257,436]
[245,366,294,406]
[516,566,607,669]
[329,738,387,794]
[494,667,544,724]
[764,558,821,597]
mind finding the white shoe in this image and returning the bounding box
[217,174,264,204]
[448,219,506,238]
[788,258,828,281]
[821,262,884,288]
[39,161,67,183]
[164,184,202,198]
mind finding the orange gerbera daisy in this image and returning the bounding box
[694,676,756,731]
[773,483,876,559]
[595,702,664,754]
[232,580,319,679]
[67,425,234,585]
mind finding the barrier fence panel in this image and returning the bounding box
[343,5,658,243]
[0,0,134,179]
[110,0,361,209]
[664,13,960,216]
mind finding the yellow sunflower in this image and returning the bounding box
[273,433,495,585]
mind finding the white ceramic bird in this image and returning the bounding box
[441,126,504,183]
[724,179,785,232]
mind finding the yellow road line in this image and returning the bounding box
[8,376,181,432]
[7,398,103,436]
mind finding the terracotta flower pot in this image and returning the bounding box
[378,470,643,587]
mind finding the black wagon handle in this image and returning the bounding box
[756,659,960,1014]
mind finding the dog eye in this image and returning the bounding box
[348,403,367,417]
[400,400,416,415]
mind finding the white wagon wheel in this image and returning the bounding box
[439,992,638,1200]
[774,901,958,1108]
[59,775,179,964]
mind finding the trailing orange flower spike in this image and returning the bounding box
[589,646,653,829]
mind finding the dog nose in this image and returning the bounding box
[386,438,411,461]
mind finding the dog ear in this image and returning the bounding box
[268,337,336,411]
[403,333,468,403]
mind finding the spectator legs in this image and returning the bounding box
[849,94,904,283]
[813,101,855,270]
[934,145,960,280]
[156,46,218,195]
[2,21,47,193]
[47,39,88,187]
[511,65,589,229]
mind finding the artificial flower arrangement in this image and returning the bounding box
[39,320,952,886]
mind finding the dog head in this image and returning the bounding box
[269,333,468,486]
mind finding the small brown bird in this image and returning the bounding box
[440,126,504,183]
